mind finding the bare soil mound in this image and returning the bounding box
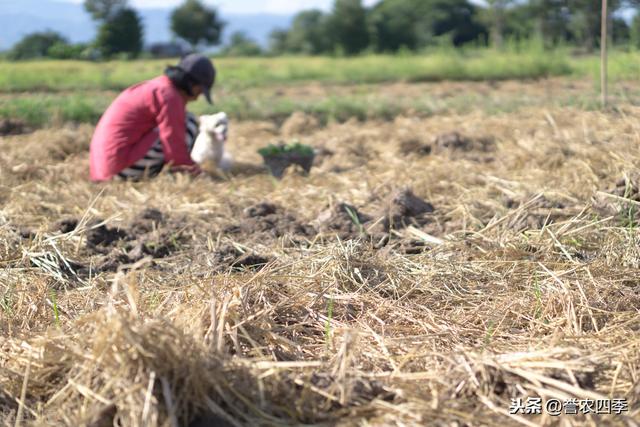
[226,202,316,239]
[85,220,128,251]
[398,137,432,156]
[434,132,496,163]
[80,208,184,272]
[315,202,372,239]
[281,111,320,136]
[397,132,495,161]
[0,118,28,136]
[314,190,438,254]
[503,195,570,231]
[53,218,79,234]
[376,188,435,232]
[434,132,494,153]
[212,244,271,272]
[593,173,640,225]
[611,175,640,201]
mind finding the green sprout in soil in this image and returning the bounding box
[620,179,638,229]
[533,280,543,320]
[344,206,364,234]
[483,320,495,348]
[325,297,334,350]
[1,285,14,315]
[50,289,61,327]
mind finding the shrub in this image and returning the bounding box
[47,42,88,60]
[9,31,68,60]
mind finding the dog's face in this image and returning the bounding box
[199,112,228,143]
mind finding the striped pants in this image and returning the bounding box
[118,113,199,180]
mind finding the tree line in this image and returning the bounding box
[271,0,640,55]
[6,0,640,60]
[7,0,224,60]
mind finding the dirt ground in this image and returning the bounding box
[1,80,640,426]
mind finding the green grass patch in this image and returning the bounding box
[7,49,640,96]
[3,79,636,129]
[0,94,109,126]
[0,49,575,93]
[6,47,638,128]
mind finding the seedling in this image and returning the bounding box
[0,286,13,315]
[483,320,495,347]
[325,297,334,350]
[50,289,60,327]
[620,178,638,229]
[533,280,543,320]
[344,205,364,234]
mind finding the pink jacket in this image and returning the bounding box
[89,76,195,181]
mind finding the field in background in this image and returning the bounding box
[1,52,640,426]
[0,50,576,92]
[2,49,640,127]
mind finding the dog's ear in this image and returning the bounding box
[215,112,228,124]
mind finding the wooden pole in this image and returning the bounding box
[601,0,608,108]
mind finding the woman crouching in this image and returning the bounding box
[89,54,219,181]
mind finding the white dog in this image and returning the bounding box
[191,112,233,171]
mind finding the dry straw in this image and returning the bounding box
[1,97,640,426]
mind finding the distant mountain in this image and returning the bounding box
[0,0,292,50]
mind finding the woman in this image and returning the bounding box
[89,54,216,181]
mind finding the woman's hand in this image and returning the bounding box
[171,163,203,176]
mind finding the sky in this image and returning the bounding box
[62,0,384,14]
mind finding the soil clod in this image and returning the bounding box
[229,202,315,238]
[502,195,570,231]
[315,202,372,239]
[55,218,79,234]
[87,209,183,271]
[312,146,335,166]
[593,173,640,225]
[434,132,494,152]
[263,152,315,179]
[129,208,164,234]
[96,251,134,273]
[281,111,319,136]
[0,118,27,136]
[398,137,432,156]
[378,188,434,232]
[85,220,128,249]
[17,227,36,240]
[608,175,640,204]
[431,132,496,162]
[243,201,278,218]
[213,244,271,272]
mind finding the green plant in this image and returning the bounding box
[344,205,364,234]
[50,289,61,327]
[95,7,144,59]
[533,280,543,320]
[258,142,314,157]
[170,0,224,48]
[325,297,334,350]
[483,320,495,347]
[0,286,14,315]
[8,31,68,60]
[620,179,638,229]
[621,204,638,229]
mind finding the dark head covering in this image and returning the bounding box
[178,54,216,104]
